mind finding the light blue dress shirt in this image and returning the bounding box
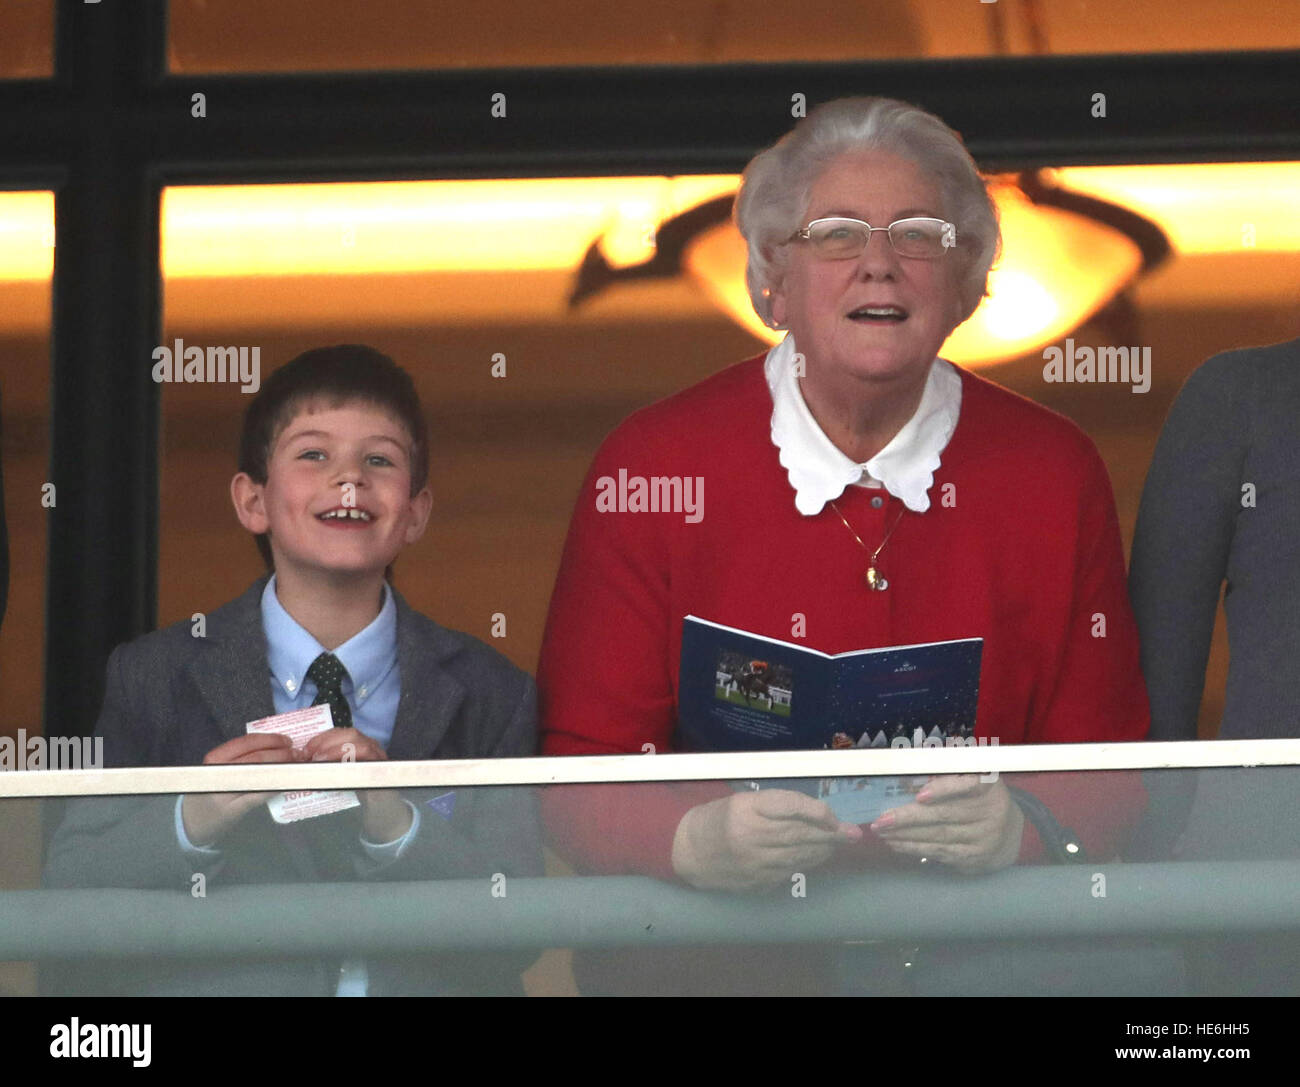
[175,574,420,995]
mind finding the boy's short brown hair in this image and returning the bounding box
[238,344,429,570]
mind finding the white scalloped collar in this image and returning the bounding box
[765,334,962,516]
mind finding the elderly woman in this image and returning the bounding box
[538,98,1148,947]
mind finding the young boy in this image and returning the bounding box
[44,345,541,996]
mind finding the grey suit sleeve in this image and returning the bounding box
[43,645,214,891]
[1129,353,1251,740]
[359,675,543,884]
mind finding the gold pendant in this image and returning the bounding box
[865,565,888,591]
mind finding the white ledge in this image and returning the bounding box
[0,738,1297,797]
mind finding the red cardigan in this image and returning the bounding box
[538,355,1150,880]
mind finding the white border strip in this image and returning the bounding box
[1,738,1298,797]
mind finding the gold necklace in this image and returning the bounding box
[828,498,905,591]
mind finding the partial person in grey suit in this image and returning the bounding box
[1128,335,1300,995]
[43,345,542,995]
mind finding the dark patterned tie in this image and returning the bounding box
[307,651,353,729]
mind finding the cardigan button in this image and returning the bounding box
[870,496,884,509]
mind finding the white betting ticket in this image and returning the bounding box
[245,704,361,824]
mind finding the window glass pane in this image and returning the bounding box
[151,165,1298,995]
[0,0,53,80]
[157,165,1300,730]
[167,0,1300,74]
[0,189,53,998]
[9,761,1299,995]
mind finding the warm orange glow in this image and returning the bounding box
[1051,162,1300,254]
[0,192,54,280]
[3,165,1294,285]
[3,164,1296,364]
[681,224,775,343]
[160,177,738,277]
[942,184,1143,365]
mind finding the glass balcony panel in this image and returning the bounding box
[3,755,1296,996]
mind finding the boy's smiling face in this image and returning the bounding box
[232,399,432,582]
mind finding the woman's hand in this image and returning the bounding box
[671,789,863,892]
[871,774,1024,874]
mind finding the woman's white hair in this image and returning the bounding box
[735,96,1001,328]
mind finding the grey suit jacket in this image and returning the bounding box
[43,578,542,996]
[1128,337,1300,863]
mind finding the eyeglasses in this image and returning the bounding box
[791,216,957,260]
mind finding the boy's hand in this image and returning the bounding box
[302,728,413,844]
[302,726,386,765]
[181,733,304,848]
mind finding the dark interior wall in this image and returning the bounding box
[0,333,50,741]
